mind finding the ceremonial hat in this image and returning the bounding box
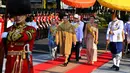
[7,0,31,16]
[74,14,79,19]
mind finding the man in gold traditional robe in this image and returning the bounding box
[56,14,77,67]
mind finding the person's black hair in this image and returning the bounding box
[111,10,119,18]
[89,16,95,19]
[59,12,69,20]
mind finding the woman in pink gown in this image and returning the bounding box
[84,16,98,64]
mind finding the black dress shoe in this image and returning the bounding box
[76,59,79,62]
[75,57,81,60]
[126,51,130,54]
[115,66,120,71]
[79,56,81,59]
[110,65,116,69]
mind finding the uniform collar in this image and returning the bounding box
[113,19,118,22]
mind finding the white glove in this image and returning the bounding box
[2,32,8,38]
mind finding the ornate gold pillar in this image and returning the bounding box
[43,0,46,9]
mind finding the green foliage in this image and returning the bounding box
[97,13,112,29]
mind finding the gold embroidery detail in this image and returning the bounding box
[26,31,32,40]
[12,32,22,41]
[7,31,13,41]
[28,29,35,33]
[7,25,25,41]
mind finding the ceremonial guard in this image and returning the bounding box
[0,14,4,42]
[55,13,60,24]
[42,13,48,38]
[47,14,51,26]
[50,13,55,21]
[39,13,45,39]
[36,13,41,39]
[33,14,37,22]
[56,14,77,66]
[36,13,41,26]
[41,13,46,29]
[3,0,37,73]
[0,14,4,73]
[106,11,124,71]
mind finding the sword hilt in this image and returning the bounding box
[24,44,31,61]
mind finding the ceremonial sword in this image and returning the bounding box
[24,44,31,73]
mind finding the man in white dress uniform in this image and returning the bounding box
[106,11,124,71]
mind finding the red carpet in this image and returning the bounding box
[34,49,112,73]
[66,52,112,73]
[34,49,87,73]
[34,57,64,73]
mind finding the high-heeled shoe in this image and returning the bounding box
[91,61,94,65]
[87,61,94,65]
[86,60,90,64]
[62,62,68,67]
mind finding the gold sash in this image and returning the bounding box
[87,24,95,38]
[50,26,57,36]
